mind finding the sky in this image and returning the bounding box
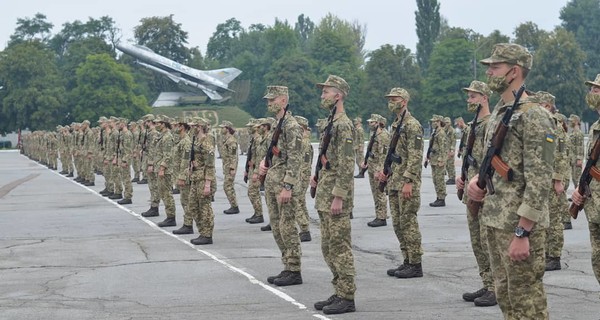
[1,0,571,55]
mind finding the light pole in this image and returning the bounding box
[473,39,492,79]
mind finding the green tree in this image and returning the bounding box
[50,16,120,56]
[134,15,190,63]
[206,18,243,63]
[513,22,549,53]
[415,0,441,72]
[527,27,588,122]
[70,54,149,121]
[294,14,315,52]
[0,41,66,131]
[8,13,53,46]
[560,0,600,79]
[472,30,511,81]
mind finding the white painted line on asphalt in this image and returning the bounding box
[32,156,332,320]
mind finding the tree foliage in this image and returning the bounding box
[560,0,600,79]
[415,0,440,72]
[8,13,54,46]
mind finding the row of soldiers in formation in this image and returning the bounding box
[18,43,600,317]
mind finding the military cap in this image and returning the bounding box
[533,91,556,105]
[462,80,492,97]
[454,117,464,124]
[82,120,90,125]
[316,75,350,96]
[585,74,600,87]
[262,117,276,127]
[56,125,63,130]
[367,113,387,125]
[218,120,234,128]
[245,118,256,127]
[444,117,451,124]
[263,86,289,99]
[142,114,155,121]
[97,116,108,123]
[480,43,533,70]
[569,114,580,122]
[294,115,309,128]
[128,121,137,127]
[556,113,567,123]
[385,87,410,101]
[108,116,118,121]
[430,114,441,122]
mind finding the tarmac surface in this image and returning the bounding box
[1,147,599,320]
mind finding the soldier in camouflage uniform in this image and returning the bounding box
[81,120,96,186]
[172,118,195,235]
[310,75,356,314]
[295,115,313,242]
[568,114,584,190]
[258,86,304,287]
[353,117,365,178]
[220,121,240,214]
[378,88,425,280]
[114,118,134,205]
[141,115,163,217]
[237,127,250,155]
[152,116,177,227]
[426,115,447,207]
[444,116,456,185]
[468,43,553,319]
[130,121,142,183]
[456,80,497,306]
[362,114,390,227]
[245,119,266,224]
[258,118,274,231]
[572,73,600,287]
[455,117,467,158]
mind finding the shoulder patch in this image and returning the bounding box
[545,134,555,143]
[345,138,353,144]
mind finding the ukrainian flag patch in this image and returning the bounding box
[346,138,353,143]
[545,134,555,143]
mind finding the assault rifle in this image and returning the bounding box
[310,103,337,198]
[115,131,121,164]
[140,129,148,164]
[569,135,600,219]
[188,135,196,185]
[467,85,525,216]
[423,127,437,168]
[244,137,254,183]
[359,130,377,176]
[260,104,290,184]
[378,109,407,192]
[457,104,481,201]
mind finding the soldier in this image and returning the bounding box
[455,117,467,159]
[220,120,240,214]
[571,73,600,287]
[295,115,313,242]
[141,114,162,217]
[245,119,265,224]
[362,114,390,227]
[426,115,447,207]
[456,80,497,306]
[443,116,456,185]
[353,117,365,178]
[467,43,554,319]
[257,86,304,287]
[153,116,177,227]
[114,118,134,205]
[258,118,274,232]
[130,121,142,183]
[310,75,356,314]
[378,87,425,280]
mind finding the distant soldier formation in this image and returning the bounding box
[20,43,600,318]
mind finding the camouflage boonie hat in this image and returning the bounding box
[316,75,350,96]
[556,113,567,123]
[367,113,386,125]
[533,91,556,105]
[56,125,63,130]
[294,115,309,128]
[585,74,600,87]
[454,117,464,124]
[569,114,580,122]
[245,118,256,127]
[263,86,288,99]
[82,120,90,125]
[353,117,362,123]
[109,116,119,122]
[219,120,234,128]
[430,114,442,122]
[97,116,108,123]
[385,87,410,101]
[142,114,155,121]
[480,43,533,69]
[444,117,451,124]
[462,80,492,97]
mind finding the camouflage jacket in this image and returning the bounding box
[551,115,569,182]
[354,124,365,150]
[568,127,584,165]
[428,126,447,166]
[584,120,600,223]
[175,133,193,182]
[221,133,239,171]
[188,134,216,183]
[460,115,490,204]
[252,132,268,176]
[445,125,456,153]
[480,97,555,231]
[265,112,303,188]
[389,113,423,190]
[300,135,314,184]
[368,128,390,174]
[154,130,174,174]
[145,128,159,168]
[119,130,133,164]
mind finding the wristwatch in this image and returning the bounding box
[404,177,414,183]
[514,226,531,238]
[283,183,294,191]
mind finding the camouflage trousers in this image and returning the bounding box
[265,182,302,272]
[486,226,548,320]
[84,155,95,182]
[114,164,133,199]
[132,154,141,180]
[179,183,192,226]
[445,154,455,180]
[317,210,356,300]
[546,189,567,258]
[147,170,160,207]
[158,173,176,218]
[589,222,600,286]
[389,189,423,263]
[431,164,447,199]
[247,175,263,216]
[189,179,216,237]
[466,205,493,290]
[571,164,582,189]
[64,152,73,173]
[223,170,238,207]
[103,160,114,192]
[368,170,388,220]
[294,178,310,233]
[354,145,364,170]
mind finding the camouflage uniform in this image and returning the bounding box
[131,123,142,181]
[366,114,390,221]
[220,121,239,210]
[353,117,365,171]
[146,123,161,209]
[428,115,447,201]
[478,43,553,320]
[116,123,134,200]
[295,115,313,234]
[174,126,193,226]
[444,117,456,181]
[314,76,356,301]
[155,118,176,219]
[568,115,584,188]
[246,120,264,218]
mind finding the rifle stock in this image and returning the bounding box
[310,104,337,198]
[243,138,253,183]
[569,134,600,219]
[359,131,377,176]
[378,110,407,193]
[260,104,289,184]
[457,105,481,201]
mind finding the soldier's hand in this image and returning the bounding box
[258,160,268,176]
[331,196,343,215]
[112,159,117,165]
[360,163,368,169]
[147,165,153,173]
[203,181,211,196]
[377,172,387,183]
[230,168,236,177]
[177,179,185,187]
[467,174,486,202]
[310,175,317,188]
[553,180,564,195]
[252,173,258,182]
[576,159,582,168]
[456,177,465,190]
[278,189,292,204]
[401,182,412,199]
[158,167,165,177]
[121,162,127,168]
[509,237,530,261]
[571,189,584,205]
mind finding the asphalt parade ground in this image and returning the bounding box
[1,147,599,320]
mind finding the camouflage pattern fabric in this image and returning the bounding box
[568,126,584,188]
[188,134,217,237]
[584,120,600,285]
[221,133,239,208]
[546,116,569,258]
[354,122,365,169]
[445,124,456,180]
[146,128,160,207]
[117,129,134,199]
[368,128,390,220]
[295,134,313,232]
[175,133,193,224]
[156,130,176,218]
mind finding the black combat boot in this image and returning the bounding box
[429,198,446,207]
[223,206,240,214]
[103,192,114,198]
[299,231,311,242]
[173,225,193,235]
[190,235,213,245]
[59,170,67,174]
[117,198,132,205]
[474,290,497,307]
[84,181,95,186]
[315,295,339,310]
[141,206,159,217]
[563,222,573,230]
[273,271,302,286]
[545,257,561,271]
[354,173,364,178]
[67,172,74,177]
[99,189,109,196]
[157,217,176,227]
[322,297,356,314]
[462,287,487,302]
[109,193,123,200]
[367,218,387,227]
[172,188,180,194]
[137,178,148,184]
[445,178,456,185]
[75,176,83,182]
[394,262,423,278]
[260,224,272,231]
[387,259,409,276]
[267,270,291,284]
[131,177,139,183]
[246,214,264,224]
